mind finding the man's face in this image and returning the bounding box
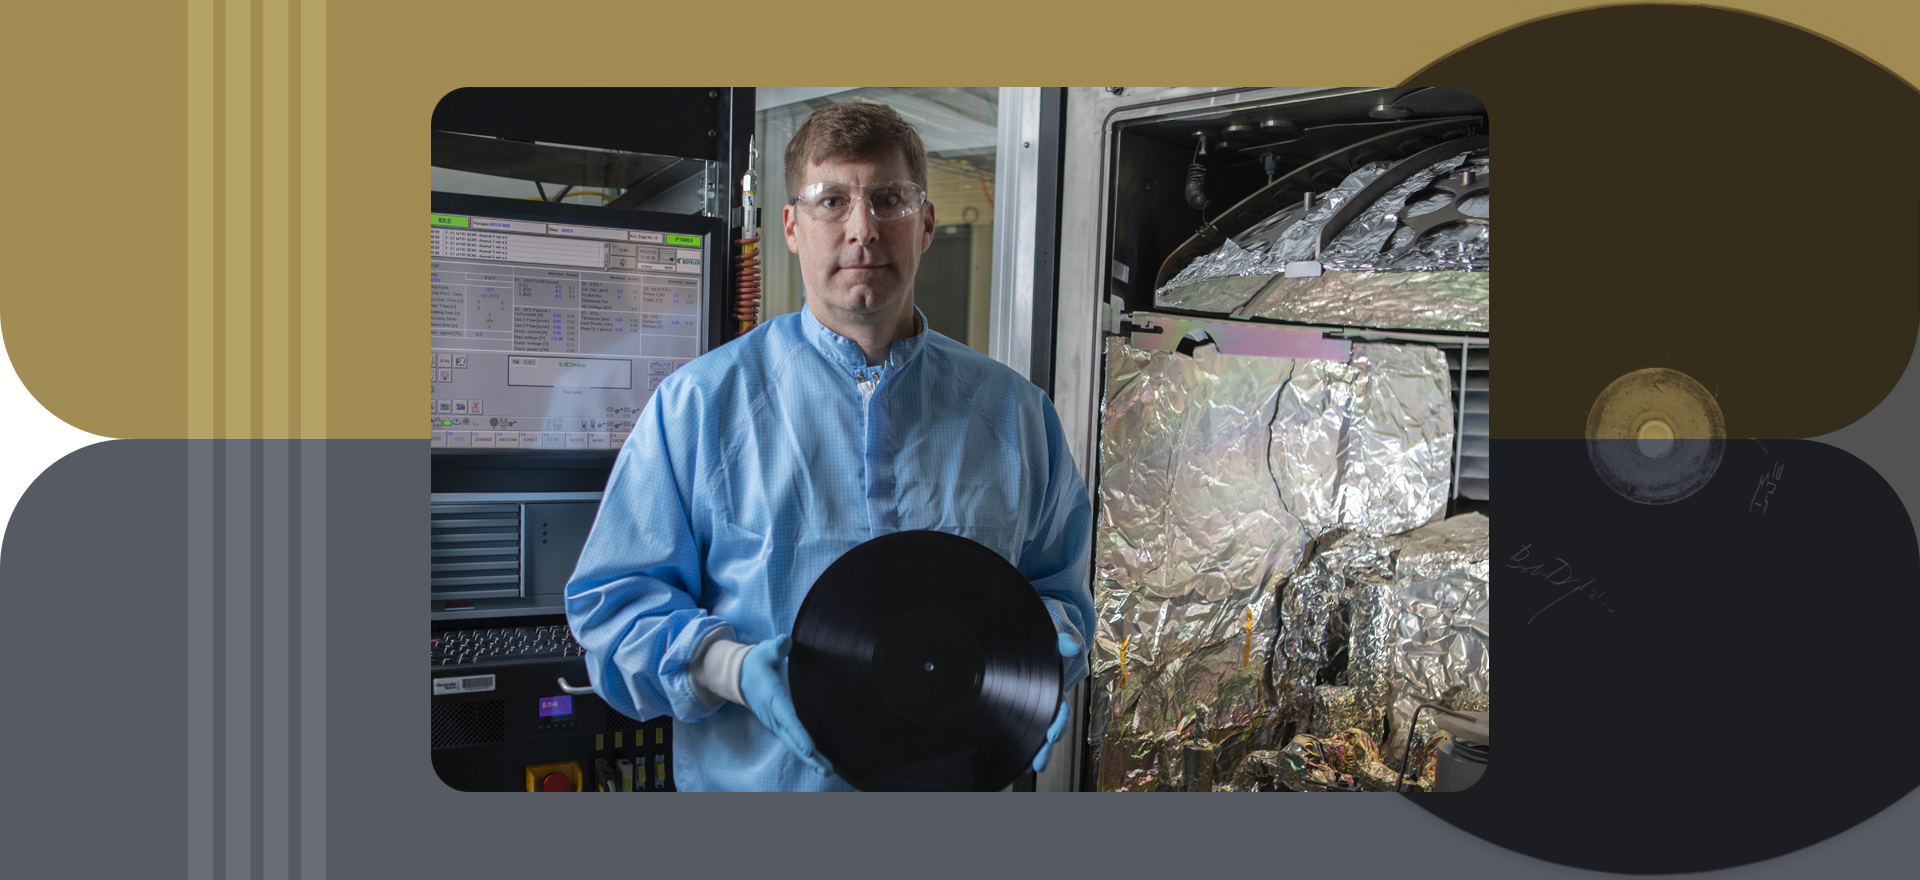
[783,149,935,323]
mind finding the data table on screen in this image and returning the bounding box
[428,212,707,448]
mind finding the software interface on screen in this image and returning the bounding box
[429,212,705,449]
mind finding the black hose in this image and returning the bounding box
[1184,162,1209,211]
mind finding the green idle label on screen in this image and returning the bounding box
[664,233,701,246]
[431,214,470,228]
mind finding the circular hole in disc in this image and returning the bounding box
[1636,419,1674,458]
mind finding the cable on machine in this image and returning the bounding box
[1184,131,1211,220]
[734,137,763,338]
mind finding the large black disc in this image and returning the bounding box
[789,530,1061,792]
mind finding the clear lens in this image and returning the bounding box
[792,181,927,222]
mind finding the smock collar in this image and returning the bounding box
[799,302,930,376]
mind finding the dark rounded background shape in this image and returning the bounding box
[789,530,1061,792]
[1455,439,1920,872]
[1415,4,1920,440]
[1410,5,1920,873]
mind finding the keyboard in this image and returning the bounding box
[431,624,584,667]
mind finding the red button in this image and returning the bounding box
[541,772,572,792]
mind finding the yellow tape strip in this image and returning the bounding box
[1243,607,1253,668]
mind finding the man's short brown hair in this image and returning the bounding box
[783,101,928,199]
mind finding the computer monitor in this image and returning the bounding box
[428,192,728,453]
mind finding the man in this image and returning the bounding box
[565,102,1093,791]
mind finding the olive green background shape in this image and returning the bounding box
[1,0,1918,441]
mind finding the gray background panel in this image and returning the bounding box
[3,437,1918,879]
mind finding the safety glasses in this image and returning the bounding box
[788,180,929,222]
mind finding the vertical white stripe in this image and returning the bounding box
[224,0,253,438]
[298,0,326,437]
[262,0,290,441]
[187,0,216,439]
[224,443,253,880]
[262,442,290,880]
[185,1,218,874]
[299,440,326,880]
[187,441,216,880]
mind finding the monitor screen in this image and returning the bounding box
[428,197,717,451]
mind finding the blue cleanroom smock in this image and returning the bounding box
[564,305,1094,791]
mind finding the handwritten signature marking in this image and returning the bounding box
[1748,440,1785,514]
[1509,544,1615,623]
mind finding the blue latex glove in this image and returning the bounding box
[740,635,834,777]
[1031,632,1083,774]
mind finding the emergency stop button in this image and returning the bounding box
[524,760,581,792]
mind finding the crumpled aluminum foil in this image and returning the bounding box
[1257,513,1488,791]
[1271,728,1405,792]
[1152,271,1491,334]
[1271,531,1398,749]
[1321,151,1486,273]
[1157,161,1393,294]
[1235,271,1490,333]
[1272,344,1456,537]
[1154,149,1489,327]
[1381,513,1491,762]
[1091,341,1299,792]
[1219,748,1290,792]
[1149,272,1274,316]
[1089,338,1457,791]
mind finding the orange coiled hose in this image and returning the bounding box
[733,235,762,337]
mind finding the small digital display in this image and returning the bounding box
[538,695,573,718]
